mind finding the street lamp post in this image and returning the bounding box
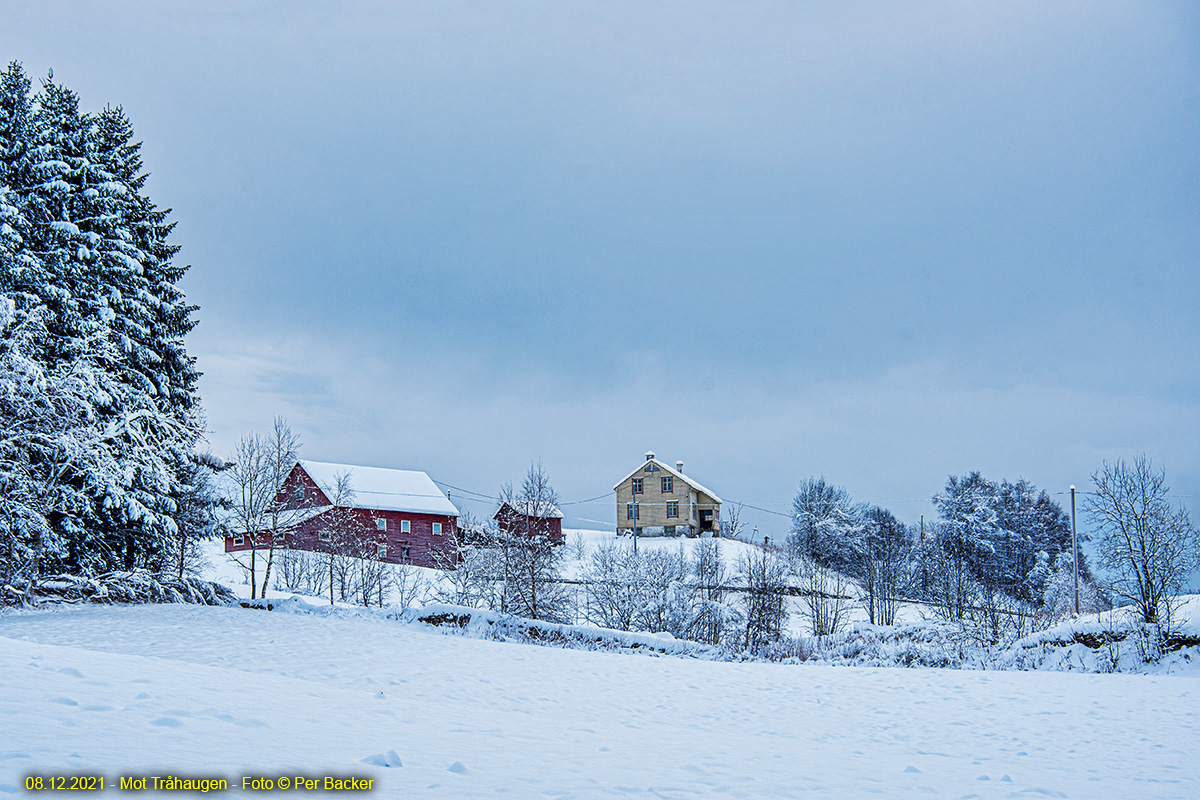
[1070,484,1079,616]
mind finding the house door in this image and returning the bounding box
[699,509,714,531]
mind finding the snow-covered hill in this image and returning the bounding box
[3,602,1198,798]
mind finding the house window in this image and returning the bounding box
[661,476,673,493]
[377,544,387,559]
[376,518,387,531]
[667,501,679,518]
[433,522,442,535]
[632,478,643,494]
[401,545,411,560]
[401,520,410,533]
[233,535,244,546]
[627,502,638,520]
[318,530,331,542]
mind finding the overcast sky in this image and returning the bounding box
[5,1,1198,543]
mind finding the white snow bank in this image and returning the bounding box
[1,604,1198,798]
[241,595,716,657]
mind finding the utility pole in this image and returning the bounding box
[633,502,638,555]
[919,515,926,597]
[1070,484,1079,615]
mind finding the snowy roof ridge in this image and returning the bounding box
[298,460,460,517]
[496,499,565,519]
[612,458,723,503]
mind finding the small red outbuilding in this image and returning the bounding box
[493,500,564,544]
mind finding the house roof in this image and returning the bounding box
[494,500,564,520]
[298,460,460,517]
[612,458,723,504]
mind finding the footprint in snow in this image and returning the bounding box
[151,717,183,728]
[374,691,385,699]
[361,751,403,768]
[57,667,83,678]
[447,762,467,775]
[903,766,921,773]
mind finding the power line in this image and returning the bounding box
[431,480,498,502]
[729,501,792,519]
[561,491,615,506]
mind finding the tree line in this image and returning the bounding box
[251,454,1198,655]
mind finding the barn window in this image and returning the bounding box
[233,535,244,546]
[376,518,387,531]
[294,486,304,501]
[632,478,643,494]
[661,476,673,493]
[432,522,443,535]
[273,532,285,543]
[401,520,410,533]
[667,501,679,518]
[401,545,411,560]
[318,530,331,542]
[377,544,387,559]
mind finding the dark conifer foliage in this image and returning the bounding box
[0,62,210,593]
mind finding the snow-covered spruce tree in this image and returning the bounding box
[0,63,207,588]
[169,451,227,581]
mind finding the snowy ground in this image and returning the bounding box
[4,603,1199,798]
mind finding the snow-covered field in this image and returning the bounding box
[4,602,1198,799]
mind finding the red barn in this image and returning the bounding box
[224,460,461,569]
[493,500,564,544]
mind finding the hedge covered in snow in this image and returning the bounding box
[3,570,238,607]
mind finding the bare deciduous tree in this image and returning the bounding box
[225,417,302,599]
[581,541,642,631]
[795,556,851,637]
[691,537,734,645]
[719,503,745,540]
[738,547,789,653]
[853,506,911,626]
[1085,455,1199,628]
[498,462,570,622]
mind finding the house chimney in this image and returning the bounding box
[676,460,684,473]
[645,451,655,462]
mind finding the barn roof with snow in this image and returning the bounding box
[298,460,460,517]
[494,499,564,520]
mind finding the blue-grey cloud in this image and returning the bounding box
[4,2,1197,570]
